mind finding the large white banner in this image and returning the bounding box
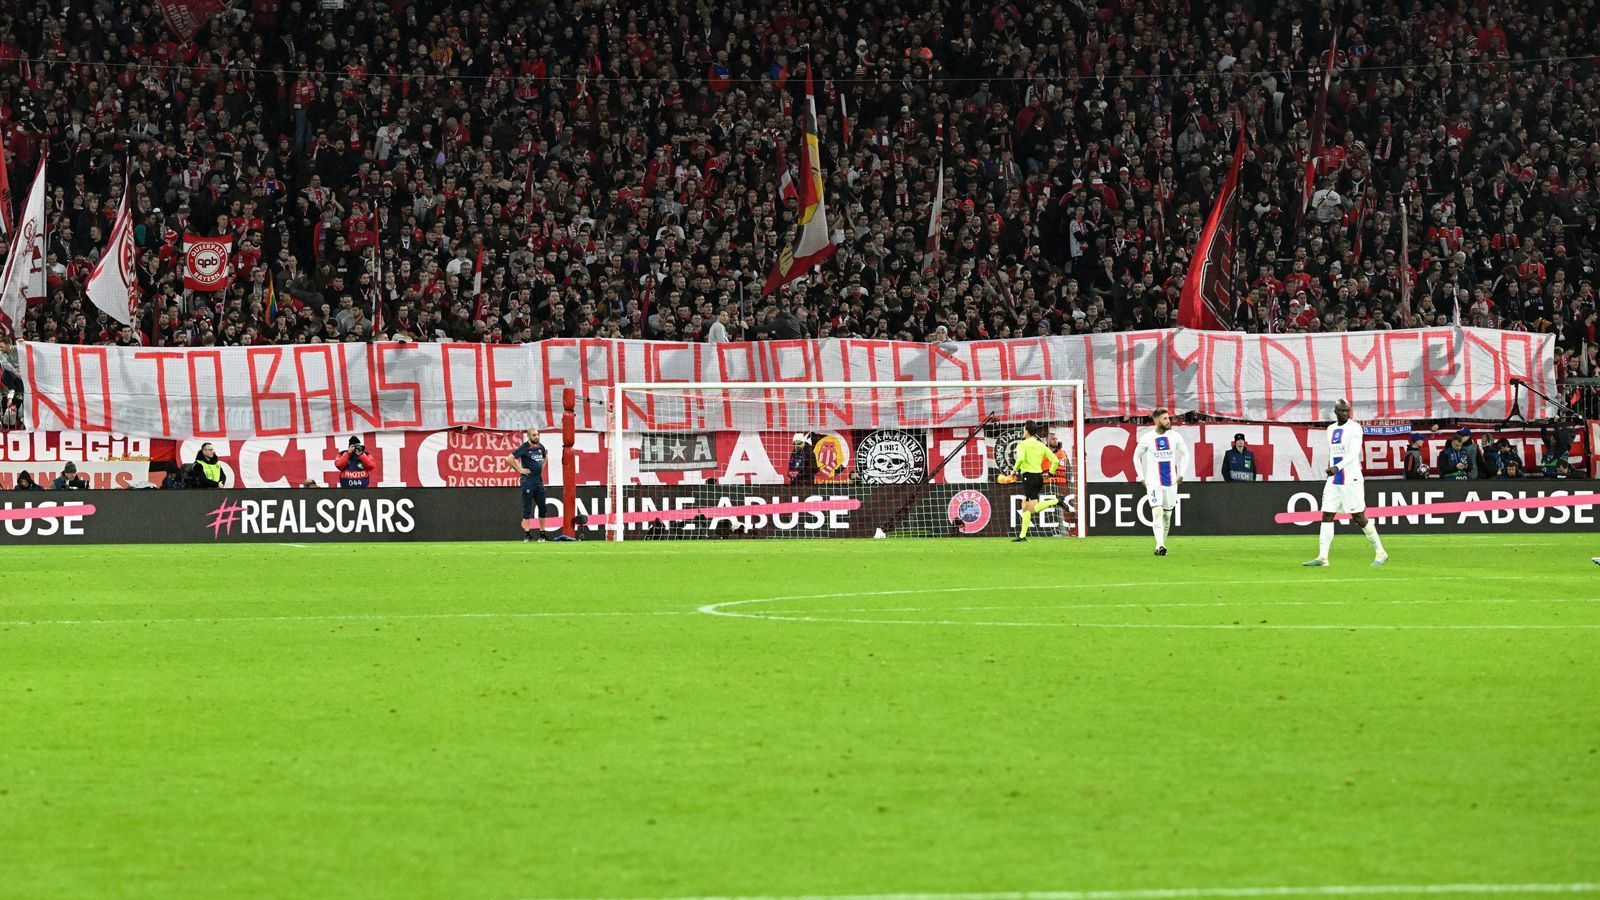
[19,328,1553,439]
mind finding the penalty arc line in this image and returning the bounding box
[731,573,1565,607]
[759,595,1600,615]
[699,585,1600,630]
[699,613,1600,631]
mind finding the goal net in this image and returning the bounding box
[604,381,1084,541]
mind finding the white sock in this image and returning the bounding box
[1362,521,1385,555]
[1318,522,1334,559]
[1152,509,1166,548]
[1161,508,1174,544]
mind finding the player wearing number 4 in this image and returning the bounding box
[999,422,1059,542]
[1304,399,1388,567]
[1132,408,1189,556]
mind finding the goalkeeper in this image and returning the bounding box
[999,422,1060,542]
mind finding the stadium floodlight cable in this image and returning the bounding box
[607,380,1086,542]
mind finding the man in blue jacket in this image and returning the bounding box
[1221,433,1257,482]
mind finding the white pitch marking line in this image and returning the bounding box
[585,882,1600,899]
[760,596,1600,616]
[700,588,1600,631]
[277,543,310,548]
[741,574,1564,606]
[0,610,698,627]
[706,613,1600,631]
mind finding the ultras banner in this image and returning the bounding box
[19,328,1553,439]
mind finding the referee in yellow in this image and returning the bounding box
[1000,421,1060,542]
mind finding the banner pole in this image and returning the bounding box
[562,387,576,539]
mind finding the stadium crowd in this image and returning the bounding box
[0,0,1598,375]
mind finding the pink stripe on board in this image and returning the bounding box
[0,504,97,522]
[1274,492,1600,525]
[545,497,863,530]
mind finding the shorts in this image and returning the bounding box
[1019,472,1044,500]
[521,485,548,519]
[1145,484,1179,510]
[1320,478,1367,515]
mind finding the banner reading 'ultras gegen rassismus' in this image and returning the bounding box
[19,328,1553,440]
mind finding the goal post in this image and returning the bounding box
[606,380,1086,541]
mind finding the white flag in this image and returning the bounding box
[86,176,138,326]
[922,160,944,275]
[0,155,47,338]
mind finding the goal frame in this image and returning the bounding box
[609,380,1087,542]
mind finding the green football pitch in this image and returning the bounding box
[2,535,1597,900]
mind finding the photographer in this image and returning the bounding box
[13,470,42,491]
[51,462,90,490]
[1539,419,1576,477]
[1436,433,1472,480]
[335,436,377,488]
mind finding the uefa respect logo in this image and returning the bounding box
[946,489,991,534]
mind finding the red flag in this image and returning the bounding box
[156,0,226,42]
[182,234,232,291]
[1300,30,1339,227]
[1178,124,1246,331]
[839,93,851,149]
[763,58,838,296]
[0,125,12,235]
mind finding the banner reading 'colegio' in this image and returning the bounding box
[20,327,1552,440]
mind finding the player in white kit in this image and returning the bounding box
[1132,408,1190,556]
[1303,399,1388,567]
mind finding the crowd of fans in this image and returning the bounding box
[0,0,1597,372]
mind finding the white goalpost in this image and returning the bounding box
[605,380,1086,541]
